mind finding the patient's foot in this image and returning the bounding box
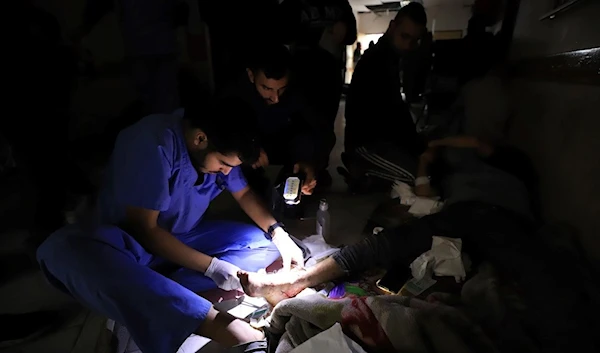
[237,270,307,306]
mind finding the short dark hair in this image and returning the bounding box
[184,97,260,164]
[247,43,292,80]
[394,2,427,26]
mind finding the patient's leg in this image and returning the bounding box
[238,257,343,305]
[239,220,437,305]
[238,225,416,305]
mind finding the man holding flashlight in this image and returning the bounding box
[36,98,303,353]
[219,43,335,201]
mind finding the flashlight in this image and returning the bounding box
[283,176,303,205]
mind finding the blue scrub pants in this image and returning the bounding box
[36,221,280,353]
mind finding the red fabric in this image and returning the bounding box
[340,297,395,350]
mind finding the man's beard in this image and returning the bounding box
[190,148,208,172]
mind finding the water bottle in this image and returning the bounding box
[316,199,331,242]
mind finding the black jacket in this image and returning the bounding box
[218,77,324,165]
[345,37,423,156]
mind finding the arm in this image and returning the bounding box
[231,186,277,233]
[414,148,438,197]
[109,131,222,279]
[428,136,535,187]
[283,97,322,194]
[232,186,305,270]
[123,207,212,273]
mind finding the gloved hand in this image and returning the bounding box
[272,229,305,271]
[205,258,242,291]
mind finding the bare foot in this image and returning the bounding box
[237,270,307,306]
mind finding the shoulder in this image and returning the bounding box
[360,45,388,65]
[114,113,182,164]
[354,47,391,76]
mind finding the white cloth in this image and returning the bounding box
[302,234,340,268]
[408,197,444,217]
[391,181,416,205]
[268,294,496,353]
[391,181,444,216]
[410,236,467,282]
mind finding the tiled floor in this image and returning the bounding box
[0,101,386,353]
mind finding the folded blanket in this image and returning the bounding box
[267,294,497,353]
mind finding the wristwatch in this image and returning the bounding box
[268,222,285,238]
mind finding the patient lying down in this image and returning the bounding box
[237,136,534,307]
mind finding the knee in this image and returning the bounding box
[36,226,81,294]
[36,224,108,271]
[36,226,74,266]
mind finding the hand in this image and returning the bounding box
[204,258,242,291]
[252,149,269,169]
[271,229,305,271]
[293,163,317,195]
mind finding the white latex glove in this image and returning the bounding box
[205,258,242,291]
[272,229,305,271]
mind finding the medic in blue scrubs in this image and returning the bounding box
[36,99,304,353]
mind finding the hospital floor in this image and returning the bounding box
[0,101,386,353]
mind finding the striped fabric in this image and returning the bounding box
[355,146,415,184]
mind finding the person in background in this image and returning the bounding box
[458,0,509,144]
[353,41,362,67]
[459,0,504,86]
[37,99,305,353]
[219,44,330,203]
[342,3,427,191]
[72,0,187,114]
[368,40,375,49]
[278,0,357,186]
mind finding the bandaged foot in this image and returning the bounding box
[237,269,307,306]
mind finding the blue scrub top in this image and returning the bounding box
[97,110,248,236]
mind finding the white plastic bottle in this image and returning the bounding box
[316,199,331,242]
